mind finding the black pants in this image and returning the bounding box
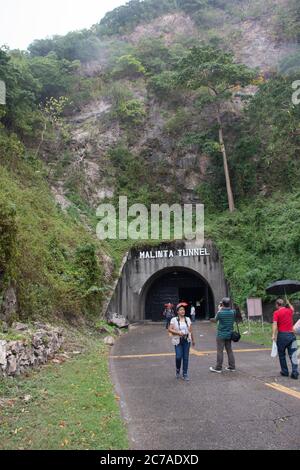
[277,332,298,377]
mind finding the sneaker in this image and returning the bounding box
[183,375,190,382]
[280,371,289,377]
[291,374,299,380]
[210,367,222,374]
[176,371,180,379]
[225,367,236,372]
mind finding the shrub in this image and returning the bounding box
[115,99,146,126]
[0,200,17,279]
[112,55,146,79]
[164,109,191,136]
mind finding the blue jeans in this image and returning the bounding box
[175,340,190,377]
[277,332,299,377]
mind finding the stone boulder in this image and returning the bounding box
[12,322,29,332]
[108,313,129,329]
[6,355,17,375]
[0,324,64,377]
[0,340,7,369]
[104,336,115,346]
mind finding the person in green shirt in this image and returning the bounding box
[210,297,236,373]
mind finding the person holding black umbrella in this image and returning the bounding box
[272,298,299,380]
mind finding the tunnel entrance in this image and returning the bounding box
[145,269,215,322]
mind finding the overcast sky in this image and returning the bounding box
[0,0,128,50]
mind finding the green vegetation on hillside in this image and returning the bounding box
[0,126,108,321]
[96,0,177,36]
[196,74,300,209]
[207,192,300,305]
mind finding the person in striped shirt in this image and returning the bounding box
[210,297,236,373]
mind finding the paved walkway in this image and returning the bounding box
[110,322,300,450]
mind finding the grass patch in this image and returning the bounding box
[0,332,128,450]
[239,321,273,347]
[0,332,29,342]
[0,151,107,321]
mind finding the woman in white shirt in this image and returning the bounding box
[169,304,195,381]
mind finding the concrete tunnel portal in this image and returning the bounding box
[142,267,215,321]
[106,241,229,323]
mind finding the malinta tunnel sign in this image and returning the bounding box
[138,247,210,259]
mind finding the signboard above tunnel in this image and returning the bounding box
[106,240,229,323]
[138,247,210,259]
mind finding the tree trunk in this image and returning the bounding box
[216,110,235,212]
[35,120,47,159]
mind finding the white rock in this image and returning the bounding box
[108,313,129,329]
[104,336,115,346]
[12,323,29,332]
[7,356,17,375]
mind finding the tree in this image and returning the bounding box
[176,45,256,212]
[0,48,41,135]
[177,0,208,13]
[112,54,146,79]
[96,0,176,36]
[35,96,69,158]
[28,53,80,103]
[28,31,103,63]
[135,37,171,75]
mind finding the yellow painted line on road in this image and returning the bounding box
[265,382,300,400]
[231,348,271,353]
[192,348,271,355]
[111,353,174,359]
[190,349,210,357]
[112,348,271,359]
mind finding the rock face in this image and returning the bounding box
[47,4,298,214]
[0,324,64,377]
[108,313,129,329]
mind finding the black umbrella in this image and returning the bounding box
[266,280,300,296]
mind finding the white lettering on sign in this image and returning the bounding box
[138,248,210,260]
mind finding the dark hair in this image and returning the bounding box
[222,297,231,308]
[176,305,185,313]
[276,298,284,307]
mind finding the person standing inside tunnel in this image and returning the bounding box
[190,303,196,323]
[169,304,195,381]
[163,303,175,329]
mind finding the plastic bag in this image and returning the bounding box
[271,341,278,358]
[294,319,300,336]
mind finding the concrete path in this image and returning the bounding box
[110,322,300,450]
